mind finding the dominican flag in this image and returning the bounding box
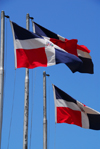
[10,21,82,72]
[53,84,100,130]
[33,21,93,74]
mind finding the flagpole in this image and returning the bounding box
[0,10,5,149]
[43,71,48,149]
[0,11,9,149]
[23,13,30,149]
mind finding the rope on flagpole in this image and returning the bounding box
[7,70,16,149]
[47,76,56,149]
[54,123,56,149]
[3,17,8,105]
[29,69,37,149]
[47,75,50,149]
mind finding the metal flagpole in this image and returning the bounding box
[0,11,9,149]
[23,13,30,149]
[0,10,5,149]
[43,71,49,149]
[43,71,47,149]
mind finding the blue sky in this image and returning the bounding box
[1,0,100,149]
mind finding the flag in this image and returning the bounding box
[10,21,82,72]
[53,84,100,130]
[33,21,93,74]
